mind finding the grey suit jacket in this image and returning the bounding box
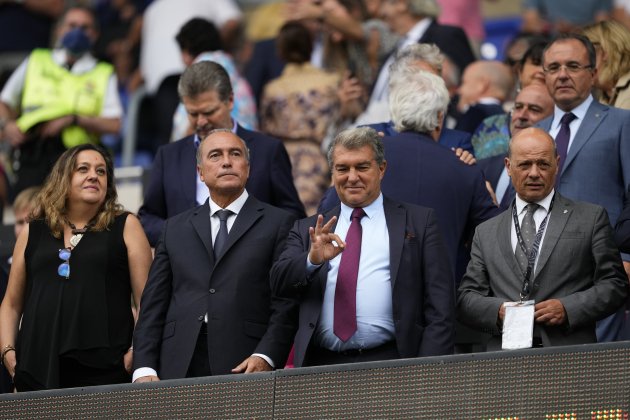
[457,193,628,348]
[537,100,630,225]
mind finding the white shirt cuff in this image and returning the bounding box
[132,367,158,382]
[252,353,275,369]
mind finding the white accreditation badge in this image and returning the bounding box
[501,300,535,350]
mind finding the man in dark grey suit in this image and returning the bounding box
[536,33,630,341]
[132,129,296,382]
[457,127,627,349]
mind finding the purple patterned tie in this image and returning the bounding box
[555,112,576,178]
[334,207,365,342]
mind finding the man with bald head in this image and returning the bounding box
[478,84,554,209]
[457,127,627,349]
[455,60,514,134]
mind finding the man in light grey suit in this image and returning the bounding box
[536,33,630,341]
[457,128,627,349]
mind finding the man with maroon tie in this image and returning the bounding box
[270,127,455,367]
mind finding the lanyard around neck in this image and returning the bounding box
[511,193,555,300]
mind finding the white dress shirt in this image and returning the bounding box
[309,194,395,352]
[548,95,593,152]
[510,190,555,274]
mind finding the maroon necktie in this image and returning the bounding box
[555,112,576,178]
[334,207,365,342]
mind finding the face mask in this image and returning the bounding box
[61,28,92,56]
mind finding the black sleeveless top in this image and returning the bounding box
[17,213,133,389]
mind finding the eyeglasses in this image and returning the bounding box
[543,62,593,75]
[58,248,71,279]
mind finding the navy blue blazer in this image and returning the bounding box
[270,197,455,367]
[365,121,474,154]
[139,124,305,246]
[319,131,500,280]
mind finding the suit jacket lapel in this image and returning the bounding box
[182,137,198,207]
[563,102,607,174]
[190,201,215,265]
[383,197,405,289]
[497,209,522,283]
[533,194,571,280]
[214,196,263,265]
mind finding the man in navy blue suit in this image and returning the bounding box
[139,61,305,246]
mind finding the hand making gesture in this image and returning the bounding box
[308,215,345,265]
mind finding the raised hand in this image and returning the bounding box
[308,215,345,265]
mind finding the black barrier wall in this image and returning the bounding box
[1,342,629,419]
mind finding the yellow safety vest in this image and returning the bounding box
[17,49,113,148]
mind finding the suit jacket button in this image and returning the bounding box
[209,288,216,294]
[308,323,315,329]
[198,315,204,321]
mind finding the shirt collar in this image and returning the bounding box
[339,193,384,222]
[209,189,249,217]
[515,189,555,215]
[552,95,593,130]
[193,119,238,148]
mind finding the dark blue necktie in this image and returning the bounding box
[555,112,576,177]
[214,209,232,258]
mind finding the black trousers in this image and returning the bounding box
[14,357,129,392]
[304,341,399,367]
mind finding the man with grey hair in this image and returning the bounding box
[366,0,475,118]
[139,60,305,246]
[271,126,455,367]
[380,69,499,282]
[133,129,298,381]
[359,43,472,154]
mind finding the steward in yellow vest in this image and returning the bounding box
[0,7,122,200]
[18,49,113,148]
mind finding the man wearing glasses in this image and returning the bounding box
[537,33,630,342]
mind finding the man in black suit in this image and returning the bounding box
[132,129,297,382]
[271,127,455,367]
[139,61,305,246]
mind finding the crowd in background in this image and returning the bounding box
[0,0,629,394]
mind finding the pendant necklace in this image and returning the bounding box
[66,219,95,248]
